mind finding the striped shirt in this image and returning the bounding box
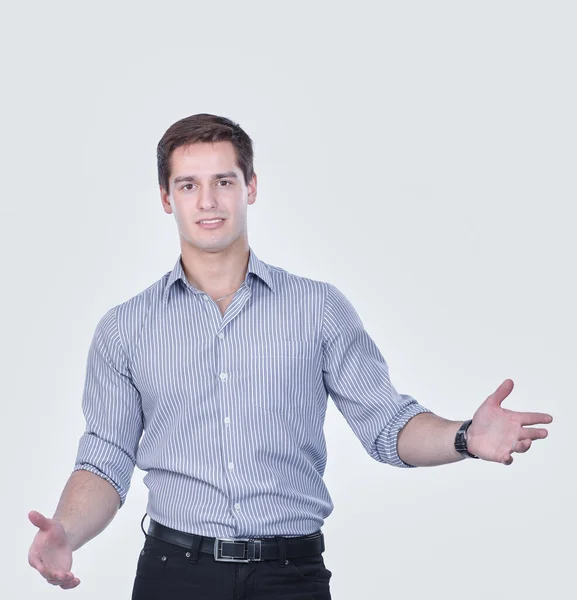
[73,247,431,538]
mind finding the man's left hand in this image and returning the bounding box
[467,379,552,465]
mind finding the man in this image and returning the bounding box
[28,114,553,599]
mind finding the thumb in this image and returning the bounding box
[28,510,52,531]
[487,379,514,407]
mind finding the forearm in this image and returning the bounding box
[52,470,120,551]
[397,413,466,467]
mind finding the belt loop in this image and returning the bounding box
[187,534,202,564]
[277,536,288,568]
[140,513,148,537]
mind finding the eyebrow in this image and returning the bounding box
[173,171,239,184]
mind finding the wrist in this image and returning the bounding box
[454,419,479,459]
[465,422,477,457]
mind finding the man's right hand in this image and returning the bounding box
[28,510,81,589]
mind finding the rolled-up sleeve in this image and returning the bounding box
[322,283,431,468]
[73,307,143,506]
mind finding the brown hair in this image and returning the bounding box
[157,113,254,191]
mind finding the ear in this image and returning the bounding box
[247,173,257,206]
[160,186,173,214]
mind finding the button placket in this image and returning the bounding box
[218,325,236,497]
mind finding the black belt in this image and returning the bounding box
[147,519,324,563]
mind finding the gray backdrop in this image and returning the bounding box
[1,1,574,598]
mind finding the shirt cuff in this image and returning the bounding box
[375,402,433,468]
[73,432,135,507]
[72,464,124,506]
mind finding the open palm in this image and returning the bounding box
[467,379,552,465]
[28,510,80,589]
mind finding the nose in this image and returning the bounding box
[197,185,217,211]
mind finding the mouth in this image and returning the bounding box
[197,218,225,230]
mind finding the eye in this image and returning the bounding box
[217,180,232,186]
[181,183,195,191]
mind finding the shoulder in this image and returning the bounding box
[114,271,169,316]
[96,270,172,350]
[261,261,335,299]
[259,260,359,322]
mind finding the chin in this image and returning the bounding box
[184,237,234,253]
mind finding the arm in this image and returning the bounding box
[397,413,464,467]
[28,470,120,589]
[71,306,144,508]
[398,379,552,467]
[29,307,143,589]
[322,285,552,468]
[52,469,120,550]
[322,283,432,467]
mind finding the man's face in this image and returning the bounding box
[161,141,257,254]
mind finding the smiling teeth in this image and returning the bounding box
[200,219,222,224]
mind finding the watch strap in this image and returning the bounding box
[454,419,479,459]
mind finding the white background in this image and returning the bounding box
[1,1,574,598]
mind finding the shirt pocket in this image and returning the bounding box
[244,340,317,413]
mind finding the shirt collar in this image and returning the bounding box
[163,247,274,305]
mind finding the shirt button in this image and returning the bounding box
[219,372,228,381]
[224,417,231,424]
[228,462,234,470]
[234,503,241,511]
[217,332,224,339]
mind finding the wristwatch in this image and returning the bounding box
[454,419,479,459]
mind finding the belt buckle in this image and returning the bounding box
[214,538,262,562]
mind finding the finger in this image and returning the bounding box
[519,412,553,426]
[501,447,514,464]
[488,379,514,407]
[44,570,74,583]
[60,578,81,590]
[46,576,72,586]
[519,427,549,441]
[512,439,532,453]
[29,510,50,531]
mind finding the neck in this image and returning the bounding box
[180,240,250,296]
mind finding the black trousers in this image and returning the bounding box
[131,534,332,600]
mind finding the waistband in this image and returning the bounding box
[146,518,325,563]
